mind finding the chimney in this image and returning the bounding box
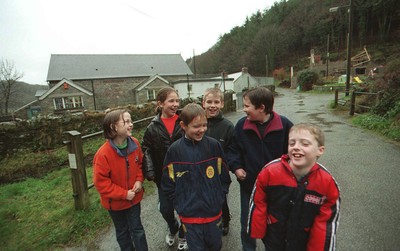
[242,67,248,74]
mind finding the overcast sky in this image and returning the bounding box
[1,0,277,85]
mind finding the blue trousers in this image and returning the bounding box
[184,217,222,251]
[108,203,148,251]
[158,186,184,238]
[240,186,257,251]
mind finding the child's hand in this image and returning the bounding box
[132,181,143,193]
[126,189,136,200]
[235,168,247,181]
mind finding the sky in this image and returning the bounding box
[0,0,277,85]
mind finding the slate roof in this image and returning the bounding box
[46,54,193,81]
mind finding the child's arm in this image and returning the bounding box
[160,151,176,201]
[226,126,245,173]
[223,120,235,154]
[93,154,128,200]
[219,146,232,194]
[141,127,155,180]
[248,168,269,239]
[134,138,145,183]
[307,178,340,250]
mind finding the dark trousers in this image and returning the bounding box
[184,218,222,251]
[108,203,148,251]
[158,186,184,238]
[240,186,257,251]
[221,194,231,225]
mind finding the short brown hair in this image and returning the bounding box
[180,103,206,126]
[243,87,274,114]
[290,123,325,147]
[204,87,224,101]
[103,109,130,139]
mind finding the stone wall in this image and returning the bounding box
[1,93,236,158]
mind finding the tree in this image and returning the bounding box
[0,59,24,115]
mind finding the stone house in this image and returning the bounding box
[15,54,192,119]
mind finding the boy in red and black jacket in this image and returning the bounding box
[248,123,340,251]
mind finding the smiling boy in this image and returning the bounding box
[202,88,235,235]
[227,86,293,250]
[162,103,231,251]
[248,123,341,251]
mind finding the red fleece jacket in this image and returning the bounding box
[93,137,145,211]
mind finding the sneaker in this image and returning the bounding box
[166,233,176,247]
[222,224,229,236]
[222,218,230,236]
[177,238,188,251]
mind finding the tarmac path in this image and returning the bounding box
[77,87,400,251]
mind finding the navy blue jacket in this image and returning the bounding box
[161,135,231,224]
[227,111,293,193]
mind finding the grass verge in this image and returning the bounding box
[0,128,154,250]
[352,114,400,142]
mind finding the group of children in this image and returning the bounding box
[93,86,340,251]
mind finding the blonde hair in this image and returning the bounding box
[290,123,325,147]
[204,87,224,101]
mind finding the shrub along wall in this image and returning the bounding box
[0,93,236,159]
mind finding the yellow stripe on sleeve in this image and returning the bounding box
[168,163,175,182]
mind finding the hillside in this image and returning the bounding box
[189,0,400,76]
[7,82,48,111]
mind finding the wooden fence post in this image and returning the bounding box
[350,91,356,116]
[334,89,339,107]
[65,130,90,210]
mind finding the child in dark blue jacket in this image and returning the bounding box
[162,103,231,251]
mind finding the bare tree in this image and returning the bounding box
[0,59,24,115]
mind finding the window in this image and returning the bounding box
[147,90,156,100]
[53,96,84,110]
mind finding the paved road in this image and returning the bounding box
[81,87,400,251]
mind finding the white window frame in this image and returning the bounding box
[147,89,156,100]
[53,96,84,110]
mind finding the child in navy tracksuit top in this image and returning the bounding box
[162,103,231,251]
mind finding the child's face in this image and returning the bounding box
[114,112,133,139]
[243,96,265,122]
[288,129,325,171]
[180,115,207,142]
[158,92,180,118]
[202,93,224,118]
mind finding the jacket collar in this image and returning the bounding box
[281,154,321,178]
[243,111,283,138]
[109,137,138,157]
[207,111,224,124]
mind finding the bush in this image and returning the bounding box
[297,70,319,91]
[371,58,400,116]
[273,68,286,81]
[279,80,291,88]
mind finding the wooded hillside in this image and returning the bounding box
[188,0,400,76]
[6,82,48,111]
